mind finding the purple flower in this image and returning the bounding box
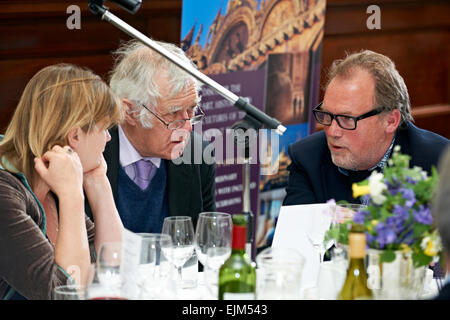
[375,222,397,249]
[386,179,401,196]
[406,176,418,185]
[413,205,433,225]
[400,188,416,208]
[366,232,376,246]
[392,204,409,219]
[353,209,370,225]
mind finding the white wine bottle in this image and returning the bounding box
[218,214,256,300]
[338,225,373,300]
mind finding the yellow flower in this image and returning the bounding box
[400,244,411,254]
[352,183,370,198]
[371,220,379,226]
[424,239,438,256]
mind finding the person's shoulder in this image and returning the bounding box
[288,130,327,160]
[405,122,449,144]
[402,122,449,155]
[400,122,449,169]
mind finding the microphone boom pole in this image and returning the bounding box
[88,1,286,135]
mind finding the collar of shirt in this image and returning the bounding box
[118,125,161,169]
[338,134,396,177]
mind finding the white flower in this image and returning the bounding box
[393,145,401,153]
[420,236,430,251]
[368,171,387,205]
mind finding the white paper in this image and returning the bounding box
[120,228,143,298]
[272,203,333,289]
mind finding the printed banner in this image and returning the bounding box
[181,0,326,248]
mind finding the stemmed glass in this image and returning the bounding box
[195,212,232,298]
[306,209,333,264]
[194,212,232,268]
[161,216,195,288]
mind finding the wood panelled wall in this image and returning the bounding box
[0,0,449,137]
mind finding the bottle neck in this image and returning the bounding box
[348,232,366,259]
[232,225,247,251]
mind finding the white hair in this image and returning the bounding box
[109,39,202,128]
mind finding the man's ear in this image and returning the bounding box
[122,98,139,127]
[67,127,81,150]
[385,109,401,134]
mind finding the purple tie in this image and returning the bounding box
[134,159,154,190]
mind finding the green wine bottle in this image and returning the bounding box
[338,225,373,300]
[218,214,256,300]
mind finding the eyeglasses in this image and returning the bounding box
[312,102,385,130]
[140,104,205,130]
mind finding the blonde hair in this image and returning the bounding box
[0,63,123,184]
[326,50,413,124]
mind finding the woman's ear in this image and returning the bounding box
[122,98,139,127]
[67,127,81,150]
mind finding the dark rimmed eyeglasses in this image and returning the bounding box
[140,104,205,130]
[312,102,385,130]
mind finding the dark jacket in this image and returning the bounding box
[434,282,450,300]
[86,126,216,229]
[283,122,449,206]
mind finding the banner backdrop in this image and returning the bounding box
[181,0,326,248]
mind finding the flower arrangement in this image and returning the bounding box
[325,146,442,268]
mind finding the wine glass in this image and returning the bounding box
[306,209,333,264]
[194,212,232,268]
[204,246,232,298]
[97,241,122,287]
[161,216,195,289]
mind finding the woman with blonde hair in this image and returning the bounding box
[0,63,124,299]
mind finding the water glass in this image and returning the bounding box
[136,233,177,299]
[256,247,305,300]
[53,284,85,300]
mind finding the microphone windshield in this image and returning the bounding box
[111,0,142,14]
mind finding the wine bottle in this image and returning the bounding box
[338,224,373,300]
[218,214,256,300]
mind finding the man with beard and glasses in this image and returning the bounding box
[283,50,448,206]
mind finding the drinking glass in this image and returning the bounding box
[53,284,85,300]
[161,216,195,288]
[97,241,122,287]
[306,208,333,264]
[256,247,305,300]
[332,203,368,259]
[204,246,232,298]
[194,212,232,268]
[136,233,176,299]
[85,264,128,300]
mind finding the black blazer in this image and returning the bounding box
[86,126,216,228]
[434,282,450,300]
[283,122,449,206]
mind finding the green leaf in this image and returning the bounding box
[412,250,433,268]
[380,250,396,263]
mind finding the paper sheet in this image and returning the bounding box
[272,203,333,289]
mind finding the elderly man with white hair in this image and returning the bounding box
[86,40,216,232]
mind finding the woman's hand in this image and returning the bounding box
[34,145,84,199]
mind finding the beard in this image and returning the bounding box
[330,151,360,171]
